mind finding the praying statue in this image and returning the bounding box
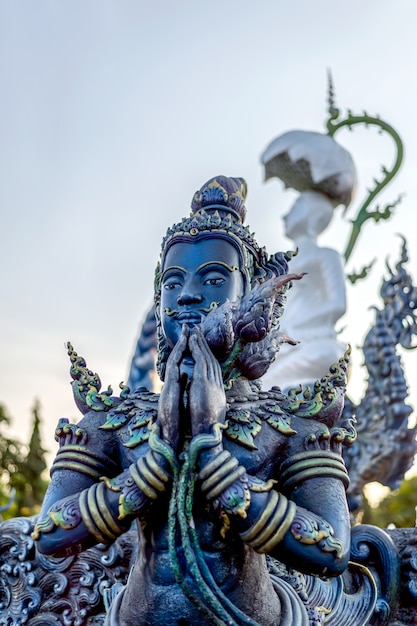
[34,176,355,625]
[261,130,357,391]
[261,188,347,391]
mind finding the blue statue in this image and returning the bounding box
[33,176,366,625]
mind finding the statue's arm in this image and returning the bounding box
[187,327,350,576]
[198,421,351,578]
[35,326,189,558]
[34,415,171,557]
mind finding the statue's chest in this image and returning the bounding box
[103,393,297,476]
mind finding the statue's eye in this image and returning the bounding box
[163,278,182,290]
[203,276,225,286]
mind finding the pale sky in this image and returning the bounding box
[1,1,417,464]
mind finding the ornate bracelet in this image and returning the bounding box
[79,481,123,543]
[50,445,119,481]
[199,451,246,500]
[34,447,171,544]
[279,450,349,493]
[199,449,249,518]
[33,480,127,544]
[104,449,170,520]
[131,451,170,499]
[239,490,296,553]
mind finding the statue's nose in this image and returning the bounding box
[177,291,203,306]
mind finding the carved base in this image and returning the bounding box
[0,517,134,626]
[0,517,416,625]
[386,528,417,626]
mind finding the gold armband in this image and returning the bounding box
[33,480,125,544]
[50,445,118,481]
[279,451,349,492]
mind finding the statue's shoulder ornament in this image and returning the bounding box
[66,342,158,449]
[224,349,355,451]
[99,388,159,449]
[225,385,297,450]
[67,342,128,414]
[281,349,357,457]
[283,348,351,427]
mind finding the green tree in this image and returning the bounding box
[0,401,49,520]
[0,404,23,519]
[362,476,417,528]
[15,399,49,517]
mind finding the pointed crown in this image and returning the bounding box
[160,176,261,266]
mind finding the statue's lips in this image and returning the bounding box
[176,311,204,324]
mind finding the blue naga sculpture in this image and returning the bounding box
[3,177,401,625]
[344,236,417,514]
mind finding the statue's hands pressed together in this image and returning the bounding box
[188,326,226,437]
[158,324,190,452]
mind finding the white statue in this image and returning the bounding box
[261,130,357,390]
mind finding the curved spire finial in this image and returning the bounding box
[324,73,404,264]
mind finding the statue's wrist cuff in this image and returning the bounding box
[104,449,170,520]
[80,481,125,544]
[199,451,245,499]
[239,490,296,553]
[130,450,170,500]
[198,449,249,519]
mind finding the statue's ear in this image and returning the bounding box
[251,250,294,288]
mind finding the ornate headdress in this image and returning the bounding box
[161,176,259,288]
[155,176,293,380]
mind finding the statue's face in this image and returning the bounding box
[283,197,310,240]
[283,192,333,240]
[160,237,245,348]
